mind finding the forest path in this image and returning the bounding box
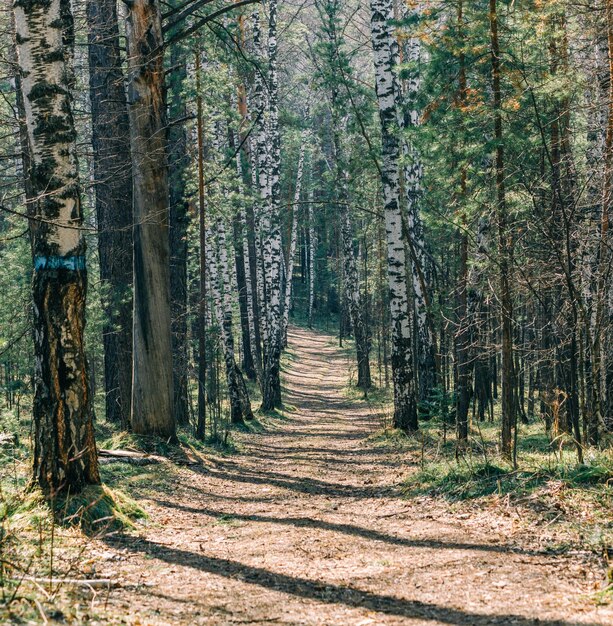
[99,326,611,625]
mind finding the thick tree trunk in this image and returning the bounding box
[369,0,417,430]
[86,0,133,429]
[125,0,175,439]
[250,13,269,373]
[14,0,99,493]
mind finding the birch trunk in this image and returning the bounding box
[211,219,255,423]
[308,188,316,328]
[86,0,133,429]
[260,0,284,410]
[282,138,307,346]
[369,0,417,430]
[195,49,207,439]
[125,0,175,439]
[14,0,99,492]
[397,1,437,404]
[340,200,372,389]
[250,13,269,360]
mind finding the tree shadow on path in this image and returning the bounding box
[106,534,597,626]
[152,500,560,558]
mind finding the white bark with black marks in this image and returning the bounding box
[211,217,254,423]
[308,188,316,328]
[282,136,307,345]
[369,0,417,430]
[14,0,99,492]
[398,1,437,403]
[260,0,284,410]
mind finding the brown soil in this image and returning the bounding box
[93,326,612,625]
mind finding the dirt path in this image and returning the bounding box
[97,326,612,625]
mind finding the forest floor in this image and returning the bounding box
[74,325,612,625]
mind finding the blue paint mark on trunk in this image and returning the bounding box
[34,256,86,271]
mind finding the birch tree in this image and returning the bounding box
[282,136,307,345]
[308,187,316,328]
[211,217,255,424]
[231,127,261,380]
[398,1,437,404]
[316,0,372,389]
[14,0,99,492]
[369,0,417,430]
[259,0,284,410]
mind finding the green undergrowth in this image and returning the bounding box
[256,403,296,422]
[289,309,341,336]
[371,418,613,563]
[393,419,613,501]
[57,484,146,534]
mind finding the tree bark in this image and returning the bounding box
[308,188,316,328]
[454,1,470,442]
[232,130,258,380]
[489,0,515,458]
[260,0,284,411]
[125,0,175,440]
[86,0,133,429]
[14,0,100,493]
[369,0,417,430]
[167,18,191,427]
[283,137,307,346]
[211,217,254,423]
[397,0,437,405]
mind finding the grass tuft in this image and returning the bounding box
[57,484,146,534]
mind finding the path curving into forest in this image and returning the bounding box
[97,326,612,625]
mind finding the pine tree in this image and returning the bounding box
[125,0,176,440]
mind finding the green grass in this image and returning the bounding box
[382,418,613,560]
[57,484,147,533]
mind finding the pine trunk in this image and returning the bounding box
[125,0,175,439]
[86,0,133,429]
[167,26,191,427]
[489,0,515,458]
